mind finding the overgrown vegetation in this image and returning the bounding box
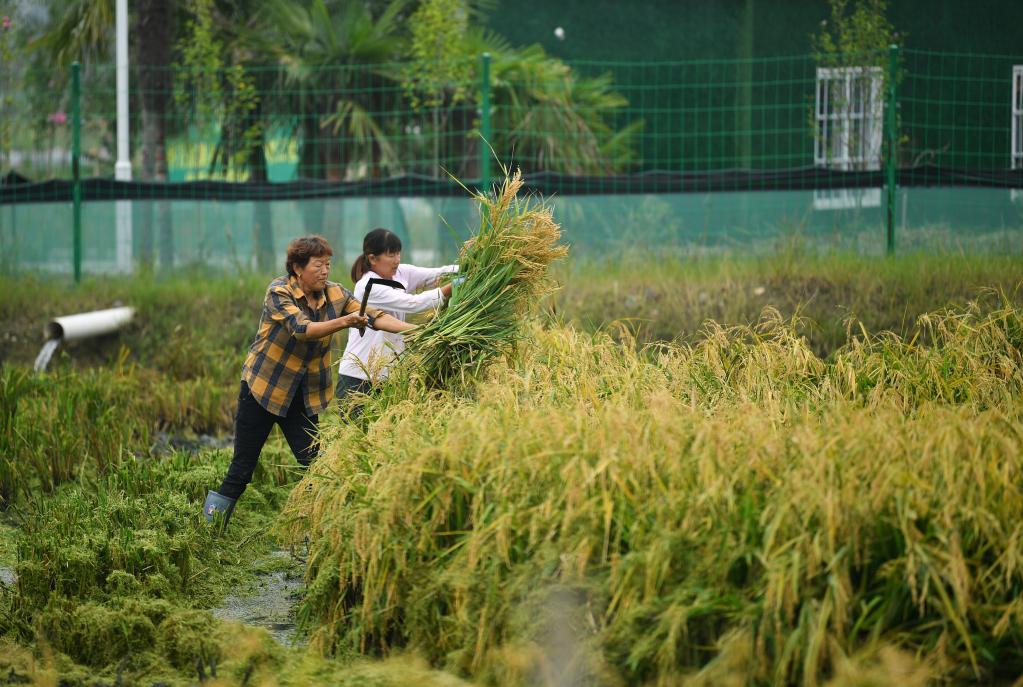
[555,252,1023,355]
[3,252,1021,368]
[284,295,1023,685]
[0,244,1021,683]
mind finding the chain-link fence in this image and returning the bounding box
[2,49,1022,276]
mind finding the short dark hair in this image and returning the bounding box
[350,228,402,282]
[286,235,333,277]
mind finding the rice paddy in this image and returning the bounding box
[283,295,1023,686]
[0,189,1021,684]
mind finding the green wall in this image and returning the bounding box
[487,1,1023,174]
[488,0,1023,61]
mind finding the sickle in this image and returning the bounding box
[358,278,405,337]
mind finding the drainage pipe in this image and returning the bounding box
[34,306,136,372]
[45,306,135,342]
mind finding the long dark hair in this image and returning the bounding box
[350,227,402,282]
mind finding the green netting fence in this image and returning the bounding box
[1,49,1021,277]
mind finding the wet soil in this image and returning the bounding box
[209,549,306,647]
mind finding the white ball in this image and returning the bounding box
[554,26,565,40]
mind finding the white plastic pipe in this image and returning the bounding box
[44,306,135,342]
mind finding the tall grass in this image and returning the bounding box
[5,253,1018,371]
[283,295,1023,686]
[554,253,1023,355]
[0,361,236,506]
[0,269,263,374]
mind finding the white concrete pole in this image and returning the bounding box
[114,0,133,272]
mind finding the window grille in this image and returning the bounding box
[1013,66,1022,170]
[815,66,884,171]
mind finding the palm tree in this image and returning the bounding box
[258,0,409,182]
[37,0,176,183]
[463,30,643,177]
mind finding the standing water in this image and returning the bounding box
[33,338,61,373]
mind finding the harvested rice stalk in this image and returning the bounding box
[383,168,567,394]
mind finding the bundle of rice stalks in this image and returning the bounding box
[385,169,567,394]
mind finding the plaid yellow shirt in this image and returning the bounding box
[242,276,382,416]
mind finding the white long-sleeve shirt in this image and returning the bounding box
[338,263,458,382]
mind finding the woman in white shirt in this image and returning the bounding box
[337,227,459,398]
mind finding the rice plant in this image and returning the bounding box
[284,298,1023,686]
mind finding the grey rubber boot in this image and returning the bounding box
[203,490,237,531]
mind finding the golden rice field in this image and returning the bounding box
[0,174,1021,685]
[284,297,1023,686]
[279,175,1023,685]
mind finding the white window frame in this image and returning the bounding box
[1012,66,1023,170]
[815,66,884,171]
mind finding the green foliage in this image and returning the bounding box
[0,12,17,170]
[811,0,899,68]
[261,0,408,179]
[404,0,473,110]
[6,0,640,182]
[174,0,225,124]
[464,31,642,174]
[174,0,264,178]
[29,0,115,67]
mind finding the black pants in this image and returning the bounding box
[218,381,318,500]
[336,373,372,399]
[335,374,374,420]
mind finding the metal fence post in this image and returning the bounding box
[480,52,492,195]
[885,44,899,255]
[71,61,82,282]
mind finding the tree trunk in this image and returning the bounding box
[246,107,274,272]
[298,111,320,180]
[135,0,174,269]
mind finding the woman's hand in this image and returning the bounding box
[339,313,369,329]
[441,276,465,299]
[301,311,368,339]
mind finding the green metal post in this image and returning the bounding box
[71,62,82,282]
[480,52,492,195]
[884,45,898,255]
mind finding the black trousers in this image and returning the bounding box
[218,381,318,500]
[335,374,374,420]
[335,373,373,399]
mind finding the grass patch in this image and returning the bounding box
[554,252,1023,355]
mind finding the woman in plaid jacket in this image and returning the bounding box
[203,235,414,529]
